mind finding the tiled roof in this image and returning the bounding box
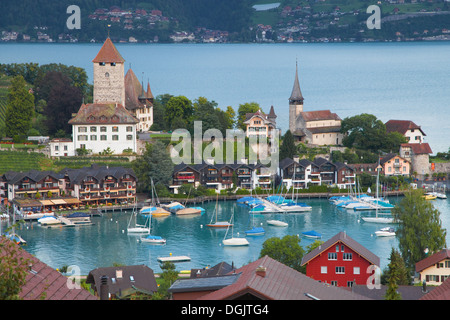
[301,232,380,267]
[169,274,241,293]
[385,120,425,136]
[199,255,371,300]
[420,276,450,300]
[351,284,433,300]
[92,38,125,63]
[301,110,341,122]
[68,103,139,125]
[124,68,152,110]
[415,249,450,272]
[400,143,432,155]
[0,237,97,300]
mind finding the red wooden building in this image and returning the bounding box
[301,231,380,288]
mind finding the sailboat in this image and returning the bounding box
[140,179,170,217]
[127,202,150,234]
[245,211,265,236]
[207,194,232,228]
[222,213,249,246]
[361,163,395,224]
[139,210,166,244]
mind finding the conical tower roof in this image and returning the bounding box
[289,62,304,103]
[92,38,125,63]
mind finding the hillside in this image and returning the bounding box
[0,1,449,42]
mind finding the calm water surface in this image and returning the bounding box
[0,42,449,152]
[5,196,450,274]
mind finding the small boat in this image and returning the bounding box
[375,227,396,237]
[361,216,395,224]
[127,204,150,234]
[23,211,55,221]
[5,232,26,245]
[38,215,62,225]
[423,194,437,200]
[151,207,170,217]
[140,206,157,214]
[141,179,171,217]
[267,219,288,227]
[163,201,185,213]
[66,212,91,224]
[207,195,232,228]
[176,207,202,215]
[245,226,265,236]
[222,213,249,246]
[302,230,322,239]
[139,235,166,244]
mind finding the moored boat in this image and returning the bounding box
[374,227,396,237]
[267,219,288,227]
[302,230,322,239]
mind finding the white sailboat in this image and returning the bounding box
[222,213,249,246]
[361,164,395,224]
[207,194,232,228]
[267,219,288,227]
[139,210,166,244]
[127,202,150,234]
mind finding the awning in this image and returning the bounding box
[64,198,81,204]
[40,200,53,206]
[51,199,66,205]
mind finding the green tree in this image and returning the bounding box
[236,102,259,131]
[279,130,296,160]
[164,95,193,131]
[152,261,178,300]
[259,235,305,272]
[132,140,174,193]
[383,248,408,300]
[340,113,386,152]
[5,75,35,138]
[0,237,32,299]
[392,189,447,272]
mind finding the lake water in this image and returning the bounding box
[5,196,450,274]
[0,42,449,152]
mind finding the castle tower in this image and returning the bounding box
[289,62,304,133]
[92,38,126,106]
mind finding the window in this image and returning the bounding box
[100,135,107,141]
[105,72,109,78]
[328,252,337,260]
[99,62,105,66]
[78,126,87,133]
[126,126,133,132]
[335,267,345,274]
[90,135,97,141]
[321,266,327,274]
[343,253,353,261]
[54,145,59,151]
[445,260,450,268]
[111,63,116,66]
[353,267,360,275]
[100,126,107,132]
[112,126,119,132]
[336,245,339,252]
[331,281,338,286]
[64,145,67,151]
[90,126,97,132]
[112,135,119,141]
[78,135,88,141]
[347,281,354,288]
[126,135,133,141]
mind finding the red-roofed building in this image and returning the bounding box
[400,142,433,177]
[420,276,450,300]
[301,232,380,288]
[416,249,450,286]
[385,120,426,144]
[195,255,370,300]
[0,237,97,300]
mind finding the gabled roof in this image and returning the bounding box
[198,255,370,300]
[169,274,241,294]
[0,237,97,300]
[300,110,341,122]
[68,103,139,125]
[380,153,409,165]
[92,37,125,63]
[124,68,153,110]
[86,264,158,298]
[243,109,276,126]
[415,249,450,272]
[301,232,380,267]
[190,261,235,278]
[61,165,136,185]
[400,143,432,155]
[385,120,426,136]
[420,276,450,300]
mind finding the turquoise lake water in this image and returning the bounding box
[0,42,449,152]
[5,196,450,274]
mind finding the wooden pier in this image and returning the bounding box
[157,255,191,263]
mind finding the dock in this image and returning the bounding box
[157,255,191,263]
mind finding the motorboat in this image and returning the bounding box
[267,219,288,227]
[361,216,395,224]
[66,212,91,224]
[22,211,55,221]
[38,215,62,226]
[302,230,322,239]
[163,201,185,213]
[375,227,396,237]
[423,194,437,200]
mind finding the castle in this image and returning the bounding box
[67,38,153,155]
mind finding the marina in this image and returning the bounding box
[2,193,450,274]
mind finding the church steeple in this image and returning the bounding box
[289,61,304,104]
[289,61,304,134]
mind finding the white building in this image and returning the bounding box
[49,138,75,157]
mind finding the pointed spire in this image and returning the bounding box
[92,38,125,63]
[289,60,304,104]
[146,80,154,101]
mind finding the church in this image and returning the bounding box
[68,38,154,155]
[289,63,343,146]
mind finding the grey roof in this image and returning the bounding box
[168,273,241,293]
[289,62,304,103]
[351,284,433,300]
[60,165,136,185]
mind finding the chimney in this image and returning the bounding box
[256,266,267,277]
[100,275,109,300]
[422,280,428,293]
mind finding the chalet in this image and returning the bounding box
[379,153,410,176]
[301,231,380,288]
[313,157,355,188]
[385,120,426,144]
[415,249,450,286]
[3,170,61,201]
[86,265,158,299]
[243,107,278,139]
[0,237,97,300]
[400,142,432,177]
[195,255,370,300]
[278,157,313,189]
